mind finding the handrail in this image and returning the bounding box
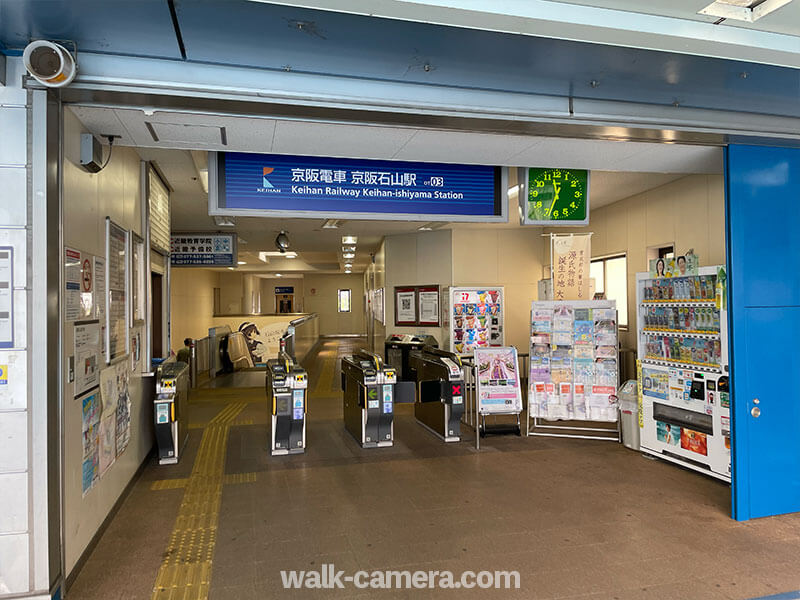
[290,313,318,327]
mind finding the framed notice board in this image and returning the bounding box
[394,285,440,327]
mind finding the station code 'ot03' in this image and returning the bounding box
[519,167,590,226]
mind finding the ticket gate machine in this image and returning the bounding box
[384,334,438,381]
[266,353,308,455]
[154,361,190,465]
[410,346,465,442]
[341,350,398,448]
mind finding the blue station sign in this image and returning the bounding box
[210,152,506,222]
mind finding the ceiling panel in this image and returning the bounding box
[272,121,417,159]
[392,130,542,164]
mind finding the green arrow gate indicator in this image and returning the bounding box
[367,388,377,399]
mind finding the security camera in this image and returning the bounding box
[275,231,290,253]
[23,41,77,88]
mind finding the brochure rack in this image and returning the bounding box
[526,300,620,441]
[636,266,731,482]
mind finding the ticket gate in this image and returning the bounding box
[384,334,438,381]
[410,346,465,442]
[266,353,308,455]
[341,350,398,448]
[154,361,190,465]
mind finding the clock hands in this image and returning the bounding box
[548,180,562,216]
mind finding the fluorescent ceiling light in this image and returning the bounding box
[259,251,298,262]
[237,261,246,265]
[275,273,282,277]
[343,252,355,259]
[417,222,446,231]
[342,245,356,253]
[322,219,346,229]
[214,216,236,227]
[344,263,353,269]
[698,0,793,21]
[342,235,358,245]
[345,269,352,273]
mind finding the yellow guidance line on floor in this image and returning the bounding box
[151,401,246,600]
[312,345,338,396]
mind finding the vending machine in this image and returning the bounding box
[442,287,504,355]
[636,266,731,482]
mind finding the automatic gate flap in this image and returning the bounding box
[394,380,416,404]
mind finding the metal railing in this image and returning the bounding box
[284,313,320,362]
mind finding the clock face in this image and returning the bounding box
[525,168,589,223]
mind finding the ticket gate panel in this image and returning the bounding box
[342,352,396,448]
[267,357,307,455]
[154,362,189,465]
[410,347,465,443]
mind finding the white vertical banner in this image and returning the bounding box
[551,234,591,301]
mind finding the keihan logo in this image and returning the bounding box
[262,167,275,188]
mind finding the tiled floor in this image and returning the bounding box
[68,338,800,600]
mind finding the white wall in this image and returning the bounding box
[260,277,304,313]
[384,230,453,345]
[452,228,546,351]
[304,273,365,335]
[61,108,155,576]
[170,268,219,351]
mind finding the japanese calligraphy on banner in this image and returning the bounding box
[551,234,591,301]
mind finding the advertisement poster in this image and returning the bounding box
[235,320,291,365]
[418,288,440,326]
[170,233,237,267]
[474,347,522,414]
[649,254,699,278]
[656,420,681,446]
[451,288,503,354]
[642,367,668,400]
[551,234,590,301]
[81,391,101,495]
[74,321,101,397]
[65,247,94,322]
[114,360,132,455]
[396,290,416,324]
[681,428,708,456]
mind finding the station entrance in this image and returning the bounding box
[55,100,800,600]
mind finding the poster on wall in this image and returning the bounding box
[80,390,101,496]
[98,415,116,476]
[65,247,94,321]
[170,233,237,267]
[417,286,440,326]
[474,347,523,415]
[395,288,417,325]
[114,360,132,455]
[235,320,291,365]
[450,287,504,354]
[649,253,700,278]
[105,218,129,363]
[74,321,101,397]
[551,234,591,301]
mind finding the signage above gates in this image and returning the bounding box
[209,152,507,222]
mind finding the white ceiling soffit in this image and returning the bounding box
[254,0,800,68]
[67,106,722,174]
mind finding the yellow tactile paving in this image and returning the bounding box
[150,478,189,491]
[150,401,246,600]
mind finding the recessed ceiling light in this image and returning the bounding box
[343,252,355,259]
[344,263,352,269]
[237,261,246,265]
[275,273,282,277]
[342,245,356,253]
[322,219,347,229]
[345,269,352,273]
[342,235,357,245]
[259,251,298,262]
